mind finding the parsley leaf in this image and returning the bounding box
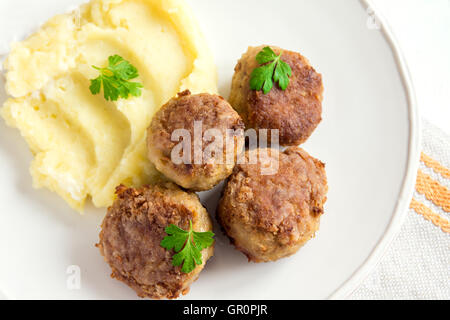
[161,220,215,274]
[250,46,292,94]
[89,55,143,101]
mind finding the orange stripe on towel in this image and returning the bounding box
[421,153,450,179]
[410,198,450,233]
[416,170,450,212]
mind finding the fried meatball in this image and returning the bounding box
[97,183,214,299]
[147,90,245,191]
[229,46,323,146]
[217,147,328,262]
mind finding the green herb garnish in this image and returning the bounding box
[160,220,215,274]
[90,55,143,101]
[250,46,292,94]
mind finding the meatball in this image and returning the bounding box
[229,46,323,146]
[217,147,328,262]
[97,183,214,299]
[147,90,245,191]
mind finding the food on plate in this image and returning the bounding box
[229,45,323,146]
[249,46,293,95]
[160,215,215,274]
[147,90,245,191]
[0,0,217,211]
[217,147,328,262]
[97,183,214,299]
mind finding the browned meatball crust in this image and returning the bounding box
[217,147,328,262]
[148,90,245,191]
[97,183,214,299]
[229,46,323,146]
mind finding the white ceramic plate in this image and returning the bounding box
[0,0,419,300]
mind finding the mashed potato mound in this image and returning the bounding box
[1,0,217,211]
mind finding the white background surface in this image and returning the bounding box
[1,0,446,132]
[0,0,447,300]
[376,0,449,134]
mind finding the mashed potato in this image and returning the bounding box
[1,0,217,211]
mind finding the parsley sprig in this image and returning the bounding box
[90,55,143,101]
[250,46,292,94]
[161,220,215,274]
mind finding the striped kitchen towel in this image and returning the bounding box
[350,120,450,300]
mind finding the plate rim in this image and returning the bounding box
[328,0,421,299]
[0,0,421,300]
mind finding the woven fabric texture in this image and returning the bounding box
[350,120,450,300]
